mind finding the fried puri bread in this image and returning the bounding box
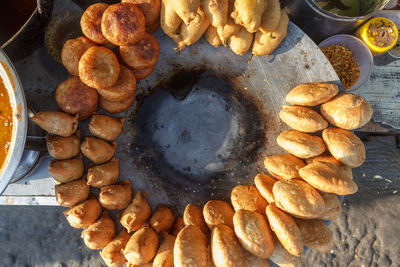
[81,3,109,44]
[260,0,281,33]
[203,200,235,230]
[87,158,119,187]
[79,46,120,89]
[61,36,96,76]
[306,154,354,181]
[279,105,328,133]
[150,205,175,233]
[120,33,160,70]
[266,203,303,256]
[153,232,175,267]
[264,154,305,180]
[31,111,78,137]
[202,0,228,27]
[81,137,116,164]
[183,204,209,234]
[171,217,185,236]
[299,161,358,195]
[243,251,270,267]
[101,3,146,46]
[228,26,254,55]
[120,190,151,233]
[97,66,136,102]
[269,236,302,267]
[99,94,135,114]
[231,185,268,213]
[254,174,277,203]
[317,192,341,221]
[64,198,102,228]
[286,82,339,106]
[124,227,158,265]
[233,209,274,258]
[205,25,222,48]
[89,114,125,141]
[122,0,161,32]
[55,76,99,120]
[48,155,84,183]
[273,179,325,219]
[46,130,81,160]
[277,130,326,159]
[99,180,132,210]
[81,211,116,250]
[174,225,212,267]
[100,229,131,267]
[294,218,334,253]
[320,93,373,130]
[322,127,366,168]
[55,178,89,207]
[231,0,264,33]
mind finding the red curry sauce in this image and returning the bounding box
[0,75,13,169]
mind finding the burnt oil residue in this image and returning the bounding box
[130,70,267,204]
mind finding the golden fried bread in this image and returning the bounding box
[203,200,235,230]
[55,178,89,207]
[61,36,96,76]
[286,82,339,106]
[81,211,116,250]
[150,205,175,233]
[99,180,132,210]
[153,232,175,267]
[124,227,159,265]
[97,66,136,102]
[264,154,305,180]
[100,229,131,267]
[171,217,185,236]
[133,66,154,81]
[87,158,119,187]
[294,218,334,253]
[279,105,328,133]
[120,190,151,233]
[99,94,135,114]
[81,3,109,44]
[277,130,326,159]
[122,0,161,32]
[183,204,209,234]
[64,198,102,228]
[231,185,268,213]
[317,192,341,221]
[254,174,277,203]
[269,236,302,267]
[306,154,353,180]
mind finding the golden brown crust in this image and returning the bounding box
[99,94,135,114]
[231,0,264,33]
[123,227,159,265]
[160,0,182,35]
[277,130,326,159]
[87,158,119,187]
[203,200,235,230]
[269,236,302,267]
[171,0,201,25]
[46,131,81,160]
[80,137,116,164]
[294,218,334,252]
[120,190,151,233]
[228,26,254,55]
[132,66,154,81]
[273,179,325,219]
[317,192,342,221]
[264,154,305,180]
[81,211,116,250]
[279,105,328,133]
[55,178,89,207]
[306,155,353,180]
[150,205,175,233]
[101,3,146,46]
[122,0,161,31]
[97,66,136,102]
[254,174,277,203]
[89,114,125,141]
[205,25,222,48]
[170,217,185,236]
[48,155,84,183]
[320,93,373,130]
[202,0,228,27]
[100,229,131,267]
[231,185,268,213]
[153,232,175,267]
[31,111,78,137]
[61,37,96,75]
[81,3,109,44]
[217,17,241,45]
[285,82,339,106]
[64,198,102,229]
[99,180,132,210]
[260,0,281,33]
[183,204,209,234]
[177,6,210,50]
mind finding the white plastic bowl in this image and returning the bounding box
[319,34,374,91]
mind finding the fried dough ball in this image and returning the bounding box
[89,114,125,141]
[160,0,182,35]
[101,3,146,46]
[231,185,268,213]
[97,66,136,102]
[203,200,234,230]
[55,76,99,120]
[260,0,281,33]
[228,26,254,55]
[147,20,161,33]
[122,0,161,32]
[231,0,265,33]
[177,7,210,50]
[100,229,131,267]
[124,227,159,265]
[82,211,116,250]
[81,137,116,164]
[48,155,84,183]
[31,111,78,137]
[99,94,135,114]
[264,154,305,180]
[87,158,119,187]
[120,190,151,233]
[153,232,175,267]
[172,0,201,25]
[133,66,154,81]
[277,130,326,159]
[317,192,342,221]
[286,82,339,107]
[150,205,175,233]
[243,251,270,267]
[79,46,120,89]
[55,178,89,207]
[81,3,109,44]
[254,173,277,204]
[279,105,328,133]
[120,33,160,70]
[269,237,301,267]
[183,204,209,234]
[294,218,334,253]
[64,198,102,229]
[205,26,222,48]
[170,217,185,236]
[61,36,96,76]
[217,17,241,45]
[202,0,228,27]
[46,130,81,160]
[99,180,133,210]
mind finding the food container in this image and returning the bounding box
[319,34,374,91]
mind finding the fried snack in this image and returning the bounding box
[99,94,135,114]
[79,46,120,89]
[269,237,302,267]
[205,26,222,48]
[253,10,289,56]
[294,218,334,253]
[64,198,102,229]
[97,66,136,102]
[322,127,365,167]
[306,154,353,180]
[150,205,175,233]
[174,225,212,267]
[89,114,125,141]
[299,162,358,195]
[48,155,84,183]
[254,174,277,203]
[100,180,132,210]
[211,224,247,267]
[81,211,116,250]
[243,251,270,267]
[172,0,201,25]
[279,105,328,133]
[81,137,116,164]
[122,0,161,32]
[177,7,210,50]
[31,111,78,137]
[203,200,234,230]
[124,227,158,265]
[81,3,109,44]
[321,93,373,130]
[231,0,264,33]
[233,209,274,258]
[100,229,131,267]
[133,66,154,81]
[153,232,175,267]
[55,178,89,207]
[87,158,119,187]
[147,20,161,33]
[231,185,268,213]
[55,76,99,120]
[61,36,96,76]
[217,17,241,45]
[202,0,228,27]
[264,154,305,180]
[120,33,160,70]
[265,203,303,256]
[120,190,151,233]
[46,130,81,160]
[183,204,209,234]
[260,0,281,33]
[160,0,182,35]
[273,178,325,219]
[170,217,185,236]
[277,130,326,159]
[317,192,341,221]
[286,82,339,107]
[228,27,254,55]
[101,3,146,46]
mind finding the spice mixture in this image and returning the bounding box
[367,18,397,48]
[321,44,360,90]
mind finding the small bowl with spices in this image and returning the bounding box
[319,34,374,91]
